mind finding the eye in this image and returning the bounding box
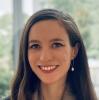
[29,44,41,49]
[52,42,64,48]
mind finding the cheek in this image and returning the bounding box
[58,49,71,62]
[28,53,36,68]
[57,50,71,69]
[28,54,39,76]
[63,53,71,61]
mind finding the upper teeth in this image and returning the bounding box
[40,65,57,71]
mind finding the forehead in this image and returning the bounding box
[28,19,69,41]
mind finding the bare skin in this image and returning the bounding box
[28,20,78,100]
[40,75,66,100]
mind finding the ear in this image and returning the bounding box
[71,43,79,60]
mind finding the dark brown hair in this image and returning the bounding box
[10,9,97,100]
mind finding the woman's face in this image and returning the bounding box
[28,19,76,84]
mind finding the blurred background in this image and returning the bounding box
[0,0,99,99]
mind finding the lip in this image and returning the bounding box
[38,65,59,73]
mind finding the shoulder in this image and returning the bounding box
[3,96,11,100]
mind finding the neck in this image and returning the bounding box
[40,79,66,100]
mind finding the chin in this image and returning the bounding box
[41,78,60,85]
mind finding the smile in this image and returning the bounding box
[38,65,59,73]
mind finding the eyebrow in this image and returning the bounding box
[28,38,64,44]
[29,40,41,44]
[50,38,64,42]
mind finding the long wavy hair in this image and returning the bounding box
[10,9,97,100]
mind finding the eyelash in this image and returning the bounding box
[52,43,64,48]
[29,43,64,49]
[29,44,41,49]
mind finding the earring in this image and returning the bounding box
[71,67,74,71]
[71,60,74,72]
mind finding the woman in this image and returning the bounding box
[8,9,97,100]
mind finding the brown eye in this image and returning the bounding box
[52,43,64,48]
[29,44,41,49]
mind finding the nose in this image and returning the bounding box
[39,48,53,62]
